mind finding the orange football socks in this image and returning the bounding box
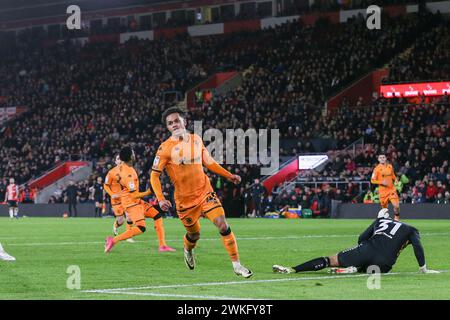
[153,218,167,247]
[221,231,239,262]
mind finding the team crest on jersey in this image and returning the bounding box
[206,192,218,203]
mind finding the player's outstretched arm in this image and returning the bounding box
[202,147,240,184]
[407,229,439,273]
[409,229,439,273]
[204,161,240,182]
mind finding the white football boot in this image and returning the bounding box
[0,243,16,261]
[234,263,253,278]
[184,249,195,270]
[272,265,295,274]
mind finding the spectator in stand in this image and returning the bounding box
[299,194,310,209]
[19,184,35,203]
[52,186,65,203]
[271,183,282,198]
[413,192,426,204]
[262,194,276,214]
[363,189,375,204]
[425,180,438,203]
[400,192,412,204]
[444,192,450,204]
[333,189,344,202]
[435,193,445,204]
[0,179,7,202]
[345,157,356,172]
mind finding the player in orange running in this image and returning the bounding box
[104,154,136,243]
[104,146,175,253]
[371,154,400,221]
[150,107,253,278]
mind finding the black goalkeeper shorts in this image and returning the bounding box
[337,242,392,273]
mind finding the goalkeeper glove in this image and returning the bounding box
[419,265,440,274]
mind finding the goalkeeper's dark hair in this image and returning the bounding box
[161,106,187,124]
[119,146,134,162]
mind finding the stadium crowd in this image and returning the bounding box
[387,19,450,83]
[258,96,450,217]
[0,11,449,217]
[3,0,423,41]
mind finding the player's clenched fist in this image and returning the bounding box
[159,199,172,211]
[227,174,241,185]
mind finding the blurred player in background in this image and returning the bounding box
[371,154,400,221]
[150,107,252,278]
[273,209,440,275]
[90,177,105,218]
[104,147,175,253]
[4,178,19,219]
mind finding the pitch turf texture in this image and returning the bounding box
[0,217,449,300]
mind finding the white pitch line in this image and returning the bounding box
[83,274,368,293]
[89,290,266,300]
[82,270,450,294]
[5,232,450,247]
[2,235,351,247]
[6,241,106,246]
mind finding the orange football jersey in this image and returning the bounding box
[371,164,397,193]
[104,166,123,206]
[152,133,214,211]
[117,163,140,209]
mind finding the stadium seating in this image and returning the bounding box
[0,11,448,217]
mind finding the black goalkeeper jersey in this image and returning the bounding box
[357,218,425,268]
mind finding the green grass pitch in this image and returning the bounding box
[0,217,449,300]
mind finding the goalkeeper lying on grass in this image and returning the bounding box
[273,209,440,275]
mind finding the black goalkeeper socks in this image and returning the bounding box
[293,257,330,273]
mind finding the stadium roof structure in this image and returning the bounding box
[0,0,181,23]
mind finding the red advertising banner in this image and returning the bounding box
[263,158,299,194]
[29,161,89,190]
[380,81,450,98]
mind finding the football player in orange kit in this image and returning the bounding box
[150,107,253,278]
[104,146,175,253]
[104,154,135,243]
[371,154,400,221]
